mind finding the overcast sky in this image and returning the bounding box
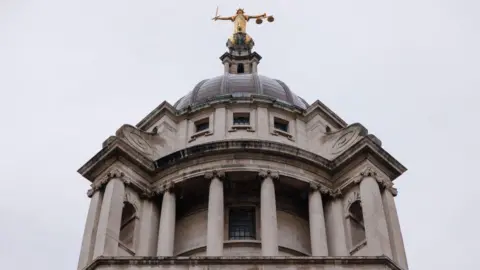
[1,0,479,269]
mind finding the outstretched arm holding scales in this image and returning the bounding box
[212,7,274,25]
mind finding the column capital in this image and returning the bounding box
[139,188,163,200]
[88,168,131,197]
[157,181,176,194]
[258,170,279,180]
[309,183,342,198]
[309,182,329,195]
[205,170,226,180]
[330,189,343,199]
[353,166,393,190]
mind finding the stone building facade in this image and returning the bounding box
[76,23,409,270]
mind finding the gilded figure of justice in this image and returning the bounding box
[212,7,274,49]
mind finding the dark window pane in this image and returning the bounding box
[274,118,289,132]
[349,200,366,247]
[233,114,250,125]
[195,119,209,132]
[119,202,136,249]
[229,208,256,240]
[237,63,245,74]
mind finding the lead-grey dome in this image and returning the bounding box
[174,74,309,110]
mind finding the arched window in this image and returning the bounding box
[348,200,366,249]
[237,63,245,74]
[119,202,137,250]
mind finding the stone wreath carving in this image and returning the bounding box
[328,123,368,156]
[116,124,167,160]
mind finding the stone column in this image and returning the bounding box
[308,184,329,256]
[136,193,160,256]
[259,170,279,256]
[252,61,258,73]
[382,188,409,269]
[93,172,126,259]
[157,185,176,256]
[358,168,392,257]
[77,189,103,270]
[223,60,230,73]
[324,192,349,256]
[206,171,225,256]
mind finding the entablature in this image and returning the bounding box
[78,133,405,200]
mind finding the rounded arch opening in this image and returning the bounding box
[119,202,137,251]
[347,200,366,250]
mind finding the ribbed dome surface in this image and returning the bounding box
[174,74,309,110]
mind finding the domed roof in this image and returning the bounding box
[174,74,309,110]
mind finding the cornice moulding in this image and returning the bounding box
[175,96,305,116]
[331,136,407,180]
[136,101,178,130]
[304,100,348,129]
[78,138,406,192]
[153,138,406,181]
[78,137,155,182]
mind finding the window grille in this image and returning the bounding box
[229,208,256,240]
[233,113,250,125]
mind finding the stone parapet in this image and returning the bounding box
[86,256,402,270]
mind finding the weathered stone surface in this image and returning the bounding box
[76,31,409,270]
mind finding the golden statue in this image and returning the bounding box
[213,8,274,45]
